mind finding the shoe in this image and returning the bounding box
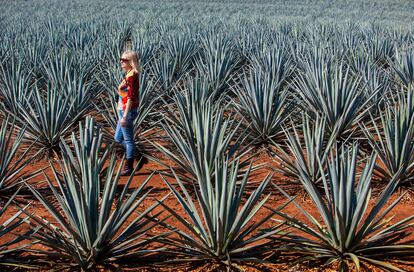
[121,158,134,176]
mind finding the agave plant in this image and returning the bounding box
[132,32,157,69]
[39,50,97,88]
[16,85,83,158]
[25,117,169,270]
[249,46,293,86]
[177,76,219,106]
[63,24,99,51]
[292,53,375,141]
[233,65,292,146]
[152,34,197,94]
[348,53,391,113]
[150,89,255,184]
[158,156,289,267]
[195,31,241,95]
[272,114,335,185]
[163,34,197,77]
[272,145,414,271]
[361,90,414,185]
[60,74,97,120]
[0,117,42,195]
[363,35,394,67]
[21,35,49,73]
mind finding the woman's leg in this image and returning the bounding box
[114,110,125,147]
[119,109,138,175]
[120,119,136,159]
[114,121,125,147]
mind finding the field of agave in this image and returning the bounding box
[1,0,414,271]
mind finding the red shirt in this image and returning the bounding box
[118,69,139,110]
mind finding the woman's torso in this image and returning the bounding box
[118,69,139,111]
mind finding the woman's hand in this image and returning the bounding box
[120,116,127,127]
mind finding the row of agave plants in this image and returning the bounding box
[0,116,413,271]
[0,20,414,270]
[1,23,414,188]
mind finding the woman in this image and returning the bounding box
[114,50,140,176]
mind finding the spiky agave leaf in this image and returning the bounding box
[361,89,414,185]
[163,33,197,78]
[0,117,42,194]
[195,31,241,95]
[393,50,414,88]
[93,63,123,136]
[16,85,82,158]
[233,65,292,146]
[348,53,391,113]
[272,144,414,271]
[292,53,375,141]
[271,114,335,186]
[363,34,394,67]
[179,76,220,106]
[0,56,34,116]
[59,73,97,121]
[249,46,294,89]
[132,32,157,69]
[39,48,97,88]
[0,190,37,269]
[157,156,289,267]
[25,117,169,270]
[150,89,256,185]
[152,34,197,95]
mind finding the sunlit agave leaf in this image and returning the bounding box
[61,75,97,120]
[163,34,197,78]
[348,52,391,113]
[393,50,414,88]
[0,118,43,194]
[63,24,99,51]
[20,34,49,71]
[0,189,38,269]
[0,57,34,116]
[38,51,99,120]
[151,53,181,94]
[271,144,414,271]
[361,89,414,185]
[233,65,292,146]
[272,114,335,186]
[150,89,257,185]
[292,54,376,141]
[16,85,82,158]
[39,50,97,88]
[25,117,169,269]
[363,35,394,67]
[157,156,289,267]
[249,46,294,86]
[132,32,157,69]
[195,31,241,95]
[177,76,220,106]
[101,20,133,63]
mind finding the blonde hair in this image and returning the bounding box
[122,50,141,74]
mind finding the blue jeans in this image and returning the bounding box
[114,109,138,159]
